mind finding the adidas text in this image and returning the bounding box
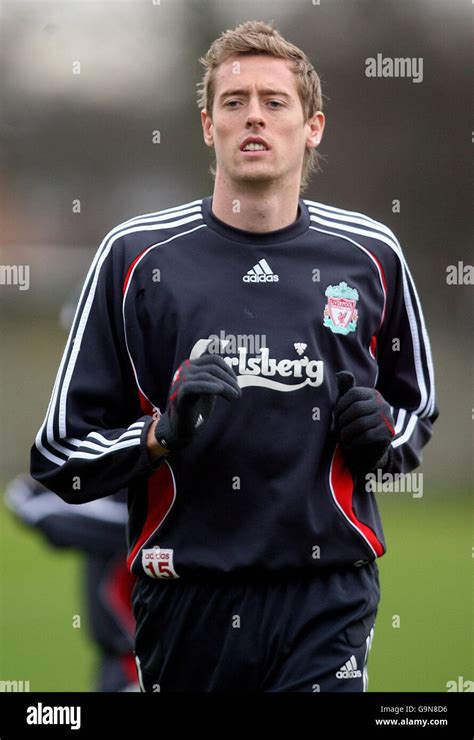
[336,656,362,679]
[243,273,279,283]
[243,258,279,283]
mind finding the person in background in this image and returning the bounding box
[5,285,138,692]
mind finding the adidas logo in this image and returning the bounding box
[336,655,362,679]
[243,258,279,283]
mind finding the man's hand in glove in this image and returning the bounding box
[334,370,395,478]
[148,352,242,459]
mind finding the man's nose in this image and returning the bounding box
[245,99,265,126]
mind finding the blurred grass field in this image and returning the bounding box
[0,486,472,692]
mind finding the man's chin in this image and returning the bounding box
[231,167,279,186]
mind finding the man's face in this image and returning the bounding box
[201,54,324,188]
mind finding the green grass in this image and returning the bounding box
[0,502,95,692]
[0,490,472,692]
[370,490,473,691]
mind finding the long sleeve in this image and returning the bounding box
[373,232,439,475]
[5,476,128,556]
[30,231,160,504]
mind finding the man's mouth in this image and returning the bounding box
[240,137,270,154]
[242,143,268,152]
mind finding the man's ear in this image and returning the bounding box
[306,111,325,150]
[201,109,214,148]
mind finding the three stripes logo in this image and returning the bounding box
[243,258,279,283]
[336,655,362,679]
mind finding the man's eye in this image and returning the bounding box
[224,100,284,109]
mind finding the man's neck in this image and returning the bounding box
[210,176,300,233]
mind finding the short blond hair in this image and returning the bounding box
[196,20,324,192]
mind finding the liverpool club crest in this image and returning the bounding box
[323,281,359,335]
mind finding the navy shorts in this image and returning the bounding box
[132,561,380,693]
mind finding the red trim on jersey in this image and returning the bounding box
[369,334,377,359]
[367,249,387,331]
[368,250,387,294]
[104,560,136,637]
[126,462,175,571]
[138,389,154,416]
[123,247,150,296]
[375,391,395,436]
[126,390,175,572]
[330,445,385,557]
[120,653,138,685]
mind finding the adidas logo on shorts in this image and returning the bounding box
[336,655,362,679]
[243,258,279,283]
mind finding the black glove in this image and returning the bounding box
[334,371,395,477]
[154,353,241,451]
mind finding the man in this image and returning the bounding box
[31,20,438,692]
[5,476,138,692]
[7,294,138,692]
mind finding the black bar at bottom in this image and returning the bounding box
[0,691,471,738]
